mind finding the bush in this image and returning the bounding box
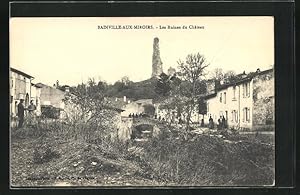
[41,106,61,119]
[33,146,61,164]
[253,124,275,132]
[139,131,274,186]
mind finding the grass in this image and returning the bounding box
[10,119,275,186]
[139,129,274,186]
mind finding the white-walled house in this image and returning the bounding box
[10,67,41,117]
[204,68,274,131]
[121,99,153,117]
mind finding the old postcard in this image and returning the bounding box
[10,16,275,187]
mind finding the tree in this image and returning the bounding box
[113,81,125,92]
[155,73,172,97]
[159,95,188,127]
[120,76,133,86]
[63,78,118,141]
[143,104,155,116]
[223,70,236,83]
[176,52,209,131]
[210,68,236,83]
[97,80,108,91]
[210,68,224,81]
[198,97,207,117]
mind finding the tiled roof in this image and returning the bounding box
[217,68,273,90]
[205,68,273,99]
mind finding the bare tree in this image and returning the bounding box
[63,78,119,142]
[223,70,236,82]
[209,68,224,81]
[176,52,209,131]
[210,68,236,82]
[120,76,131,86]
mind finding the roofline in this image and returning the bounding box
[204,68,274,99]
[103,106,125,112]
[204,93,217,100]
[217,68,274,90]
[10,67,34,79]
[31,83,43,88]
[256,68,273,75]
[217,77,252,90]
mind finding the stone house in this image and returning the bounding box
[204,68,274,131]
[10,68,42,117]
[35,83,69,118]
[36,83,66,108]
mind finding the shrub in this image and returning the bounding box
[33,146,61,164]
[139,130,274,186]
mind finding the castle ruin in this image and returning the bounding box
[152,37,163,78]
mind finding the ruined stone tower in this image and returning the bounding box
[152,37,163,78]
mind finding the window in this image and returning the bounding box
[15,101,18,115]
[243,83,250,98]
[224,92,226,104]
[242,107,250,122]
[247,83,250,97]
[246,108,250,122]
[220,93,222,103]
[231,110,238,122]
[207,102,209,112]
[233,86,236,100]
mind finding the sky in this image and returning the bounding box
[10,17,274,86]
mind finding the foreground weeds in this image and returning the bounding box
[140,130,274,186]
[11,119,274,186]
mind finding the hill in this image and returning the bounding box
[106,77,159,101]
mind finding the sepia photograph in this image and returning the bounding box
[9,16,275,187]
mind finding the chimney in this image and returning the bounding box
[123,96,127,102]
[256,68,261,73]
[242,71,247,78]
[65,86,69,93]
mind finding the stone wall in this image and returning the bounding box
[40,85,65,109]
[117,117,133,142]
